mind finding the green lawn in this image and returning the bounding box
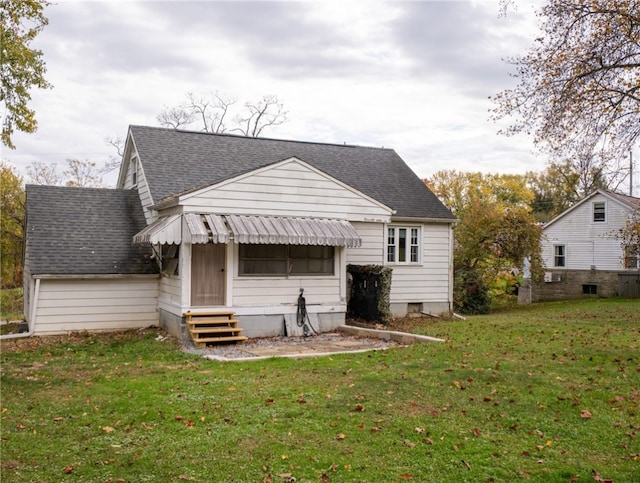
[1,299,639,482]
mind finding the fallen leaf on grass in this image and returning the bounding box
[102,426,115,433]
[63,465,74,474]
[462,460,471,470]
[580,410,592,419]
[398,474,414,480]
[472,428,481,437]
[178,475,194,481]
[591,469,613,482]
[336,433,346,440]
[354,404,365,412]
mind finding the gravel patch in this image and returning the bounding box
[181,331,402,360]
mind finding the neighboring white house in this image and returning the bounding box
[22,126,457,339]
[522,189,640,302]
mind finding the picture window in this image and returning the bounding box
[239,244,334,276]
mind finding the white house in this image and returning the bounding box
[22,126,457,341]
[524,189,640,301]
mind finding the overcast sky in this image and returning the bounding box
[6,0,547,186]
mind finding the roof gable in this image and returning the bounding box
[25,185,157,275]
[175,157,394,221]
[544,189,640,231]
[125,125,455,220]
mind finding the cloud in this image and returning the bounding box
[6,0,552,187]
[393,1,535,96]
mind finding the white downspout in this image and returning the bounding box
[1,278,40,340]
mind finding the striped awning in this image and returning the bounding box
[133,214,182,245]
[133,213,229,245]
[226,215,361,247]
[133,214,361,247]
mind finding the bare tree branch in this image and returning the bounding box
[491,0,640,183]
[26,160,60,185]
[157,91,287,137]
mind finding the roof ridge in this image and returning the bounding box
[128,124,396,152]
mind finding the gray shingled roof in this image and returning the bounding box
[25,185,158,275]
[129,125,455,220]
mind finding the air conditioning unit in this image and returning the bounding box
[544,272,553,283]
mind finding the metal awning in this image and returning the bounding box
[133,214,229,245]
[184,213,230,244]
[225,215,361,247]
[133,214,182,245]
[133,214,361,247]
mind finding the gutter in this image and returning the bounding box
[1,278,40,340]
[390,216,459,224]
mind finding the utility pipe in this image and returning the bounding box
[1,278,40,340]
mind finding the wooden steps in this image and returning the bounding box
[184,311,248,348]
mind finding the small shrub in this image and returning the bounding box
[0,288,23,320]
[454,269,491,314]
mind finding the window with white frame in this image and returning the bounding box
[386,226,420,263]
[554,244,566,267]
[593,202,605,222]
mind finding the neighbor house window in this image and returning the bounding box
[624,245,640,269]
[554,245,566,267]
[239,244,334,276]
[386,226,420,263]
[593,202,605,222]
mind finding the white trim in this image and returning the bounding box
[384,224,423,265]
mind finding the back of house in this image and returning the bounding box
[23,126,456,339]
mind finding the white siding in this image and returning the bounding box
[346,222,384,265]
[230,243,342,307]
[232,277,341,307]
[388,223,451,303]
[121,153,155,223]
[159,275,181,312]
[543,193,629,270]
[33,278,159,335]
[180,159,392,222]
[347,221,452,304]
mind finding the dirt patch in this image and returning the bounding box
[182,331,403,360]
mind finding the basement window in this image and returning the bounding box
[582,284,597,295]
